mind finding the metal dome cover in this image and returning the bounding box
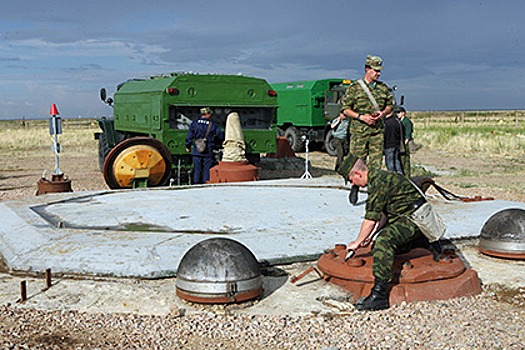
[480,208,525,259]
[176,237,263,303]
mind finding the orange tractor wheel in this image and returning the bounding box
[103,137,172,189]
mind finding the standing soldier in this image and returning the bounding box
[339,55,394,204]
[397,107,414,178]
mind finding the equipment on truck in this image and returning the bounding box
[271,79,351,155]
[95,72,278,189]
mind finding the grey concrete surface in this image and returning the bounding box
[0,177,523,279]
[0,176,524,316]
[1,244,524,316]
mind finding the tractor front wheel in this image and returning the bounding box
[102,137,172,189]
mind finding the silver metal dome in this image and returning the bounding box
[176,237,263,303]
[479,208,525,259]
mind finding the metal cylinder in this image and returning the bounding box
[36,173,73,196]
[176,237,263,304]
[208,161,259,183]
[479,208,525,259]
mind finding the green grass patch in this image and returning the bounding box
[410,165,438,178]
[414,124,525,157]
[457,169,482,177]
[458,183,479,189]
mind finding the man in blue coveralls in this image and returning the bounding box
[185,107,224,184]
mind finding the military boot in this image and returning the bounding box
[348,185,359,205]
[429,240,443,262]
[355,279,390,311]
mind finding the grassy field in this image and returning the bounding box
[414,124,525,157]
[411,109,525,127]
[0,112,524,202]
[1,112,523,157]
[0,119,99,157]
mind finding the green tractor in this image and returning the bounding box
[95,73,278,189]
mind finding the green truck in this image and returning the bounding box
[271,79,351,155]
[96,73,278,189]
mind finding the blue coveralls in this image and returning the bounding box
[185,117,224,184]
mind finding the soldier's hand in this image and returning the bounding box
[185,147,190,153]
[347,241,360,252]
[362,114,377,126]
[362,237,372,246]
[373,110,384,119]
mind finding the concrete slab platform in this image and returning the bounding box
[2,242,524,316]
[0,177,523,278]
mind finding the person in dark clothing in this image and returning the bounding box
[383,110,404,174]
[185,107,224,184]
[398,107,414,178]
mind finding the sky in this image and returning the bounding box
[0,0,524,119]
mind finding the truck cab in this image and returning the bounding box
[271,79,350,155]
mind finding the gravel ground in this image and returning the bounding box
[1,146,525,349]
[1,291,524,349]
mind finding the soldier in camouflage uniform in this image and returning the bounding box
[346,158,429,311]
[340,55,394,205]
[397,107,414,178]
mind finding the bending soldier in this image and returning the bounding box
[346,157,444,311]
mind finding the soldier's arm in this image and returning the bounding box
[347,219,377,251]
[340,85,361,120]
[362,212,387,245]
[373,84,394,119]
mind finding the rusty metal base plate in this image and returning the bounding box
[317,245,482,305]
[176,287,263,304]
[479,248,525,260]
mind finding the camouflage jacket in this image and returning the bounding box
[365,169,424,223]
[341,78,393,132]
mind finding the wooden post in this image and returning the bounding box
[20,281,27,302]
[45,268,52,289]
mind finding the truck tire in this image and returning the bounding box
[324,130,338,156]
[284,126,304,152]
[98,132,111,171]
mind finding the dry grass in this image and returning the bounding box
[416,128,525,157]
[0,124,99,156]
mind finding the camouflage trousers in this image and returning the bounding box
[349,125,384,170]
[372,216,423,282]
[400,146,411,178]
[334,137,349,172]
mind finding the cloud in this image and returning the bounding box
[1,0,525,117]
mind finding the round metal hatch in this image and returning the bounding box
[176,237,263,304]
[317,245,482,305]
[479,208,525,259]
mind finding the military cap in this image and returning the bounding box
[200,107,211,115]
[365,55,384,71]
[337,153,359,179]
[397,107,406,113]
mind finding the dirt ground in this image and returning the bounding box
[1,144,524,203]
[1,143,524,349]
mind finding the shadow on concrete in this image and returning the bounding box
[259,262,289,299]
